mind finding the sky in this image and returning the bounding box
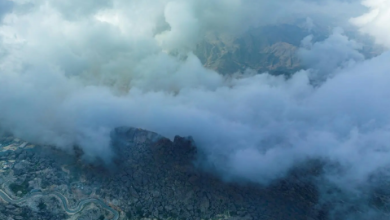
[0,0,390,218]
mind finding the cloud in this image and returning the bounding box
[0,0,13,21]
[243,0,364,27]
[351,0,390,48]
[298,28,365,82]
[0,0,390,217]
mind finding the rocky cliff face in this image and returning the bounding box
[194,23,382,77]
[194,24,309,75]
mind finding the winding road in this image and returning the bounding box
[0,189,119,220]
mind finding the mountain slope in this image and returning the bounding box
[0,127,320,220]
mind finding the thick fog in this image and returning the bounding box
[0,0,390,217]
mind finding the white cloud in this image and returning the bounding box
[299,28,365,82]
[0,2,390,217]
[351,0,390,48]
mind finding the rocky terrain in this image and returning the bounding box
[194,24,311,75]
[194,23,382,76]
[0,127,323,220]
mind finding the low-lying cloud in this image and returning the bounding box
[351,0,390,48]
[0,0,389,218]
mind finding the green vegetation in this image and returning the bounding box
[126,211,133,219]
[135,206,143,217]
[40,179,50,189]
[20,210,29,218]
[38,201,46,210]
[229,210,238,216]
[9,181,30,197]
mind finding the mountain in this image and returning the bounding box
[0,127,320,220]
[194,24,311,75]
